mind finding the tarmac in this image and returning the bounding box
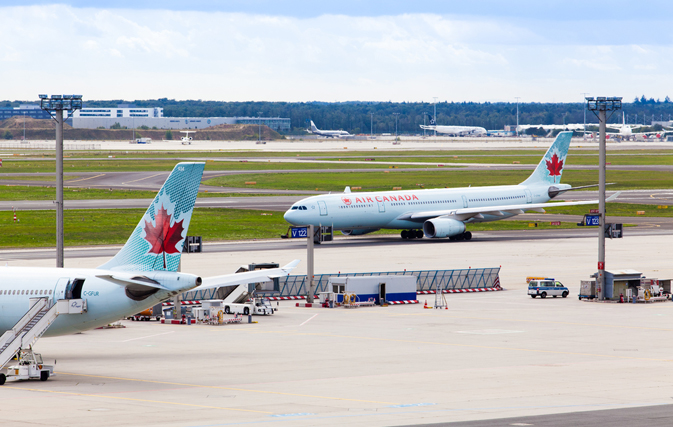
[2,233,673,426]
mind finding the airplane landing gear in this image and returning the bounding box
[449,231,472,241]
[401,230,424,239]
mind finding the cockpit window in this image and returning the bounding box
[291,206,298,210]
[301,206,307,210]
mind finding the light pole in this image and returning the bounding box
[258,111,263,142]
[423,112,427,137]
[581,93,589,140]
[23,111,26,141]
[586,97,622,301]
[393,113,400,140]
[515,97,521,137]
[370,112,374,139]
[433,97,438,137]
[39,94,83,268]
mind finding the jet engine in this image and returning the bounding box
[422,218,466,238]
[341,228,380,236]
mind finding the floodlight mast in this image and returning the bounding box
[586,96,621,301]
[39,94,83,268]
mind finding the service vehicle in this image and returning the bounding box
[224,297,275,315]
[0,348,54,385]
[528,278,569,299]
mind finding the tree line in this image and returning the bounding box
[4,98,673,134]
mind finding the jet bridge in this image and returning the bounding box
[0,297,86,372]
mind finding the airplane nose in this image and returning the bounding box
[283,210,295,224]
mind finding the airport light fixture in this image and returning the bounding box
[257,111,263,142]
[515,97,521,137]
[370,112,374,139]
[433,97,438,137]
[393,112,400,140]
[40,94,83,268]
[586,96,622,301]
[581,93,589,140]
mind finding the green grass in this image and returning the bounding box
[202,169,673,192]
[0,207,594,248]
[358,153,673,166]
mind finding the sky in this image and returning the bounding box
[1,1,673,103]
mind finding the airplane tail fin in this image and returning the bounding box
[98,162,205,272]
[310,120,319,132]
[430,118,436,126]
[521,131,572,186]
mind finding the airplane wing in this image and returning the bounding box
[397,193,620,222]
[197,259,300,291]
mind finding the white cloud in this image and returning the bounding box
[0,5,672,102]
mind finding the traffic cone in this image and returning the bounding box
[423,300,428,309]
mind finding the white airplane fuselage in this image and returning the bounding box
[0,267,199,337]
[420,125,487,136]
[284,183,564,231]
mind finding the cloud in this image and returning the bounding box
[0,5,672,102]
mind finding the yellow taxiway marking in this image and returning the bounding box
[1,386,271,414]
[55,373,398,405]
[66,173,106,183]
[123,172,164,184]
[392,313,673,332]
[248,330,673,363]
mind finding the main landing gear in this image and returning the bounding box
[449,231,472,241]
[401,229,424,239]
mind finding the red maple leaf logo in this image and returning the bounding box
[143,205,185,254]
[545,153,564,182]
[341,197,352,205]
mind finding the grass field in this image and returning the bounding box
[0,207,592,249]
[202,169,673,192]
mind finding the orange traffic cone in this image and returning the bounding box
[423,300,428,309]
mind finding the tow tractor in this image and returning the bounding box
[0,348,54,385]
[224,297,275,315]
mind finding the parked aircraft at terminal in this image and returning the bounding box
[284,132,616,240]
[420,118,487,136]
[0,163,298,337]
[307,120,352,138]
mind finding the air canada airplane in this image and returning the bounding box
[0,162,298,337]
[420,117,487,136]
[307,120,351,138]
[284,132,616,240]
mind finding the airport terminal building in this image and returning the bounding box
[1,104,291,132]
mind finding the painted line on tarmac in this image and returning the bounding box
[391,313,673,332]
[251,330,673,363]
[1,386,272,414]
[55,372,399,405]
[299,314,318,326]
[66,173,106,183]
[122,172,164,185]
[120,331,175,342]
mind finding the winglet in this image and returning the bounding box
[281,259,301,274]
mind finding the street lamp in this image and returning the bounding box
[258,111,263,142]
[433,97,438,137]
[370,112,374,139]
[39,94,83,268]
[581,92,589,140]
[515,97,521,137]
[586,96,622,301]
[393,113,400,140]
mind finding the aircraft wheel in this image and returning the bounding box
[401,230,408,239]
[415,230,424,239]
[456,234,464,241]
[449,236,456,241]
[464,231,472,241]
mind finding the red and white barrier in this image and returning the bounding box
[268,296,307,301]
[387,300,419,305]
[160,319,196,324]
[417,286,502,295]
[162,300,201,306]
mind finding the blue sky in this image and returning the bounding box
[1,1,672,102]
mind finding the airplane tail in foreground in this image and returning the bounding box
[520,131,572,186]
[98,162,205,272]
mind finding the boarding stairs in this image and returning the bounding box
[0,298,86,370]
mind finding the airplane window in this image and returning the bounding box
[291,206,298,210]
[49,290,52,294]
[30,290,34,295]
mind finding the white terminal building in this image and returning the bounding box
[67,104,290,132]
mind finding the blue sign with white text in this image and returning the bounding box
[291,227,308,238]
[585,215,600,226]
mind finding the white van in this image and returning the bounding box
[528,279,569,299]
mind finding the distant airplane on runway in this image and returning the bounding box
[307,120,351,138]
[420,117,487,136]
[180,131,195,145]
[284,132,617,240]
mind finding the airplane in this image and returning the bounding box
[420,117,487,136]
[284,132,617,241]
[180,131,195,145]
[307,120,351,138]
[0,162,298,339]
